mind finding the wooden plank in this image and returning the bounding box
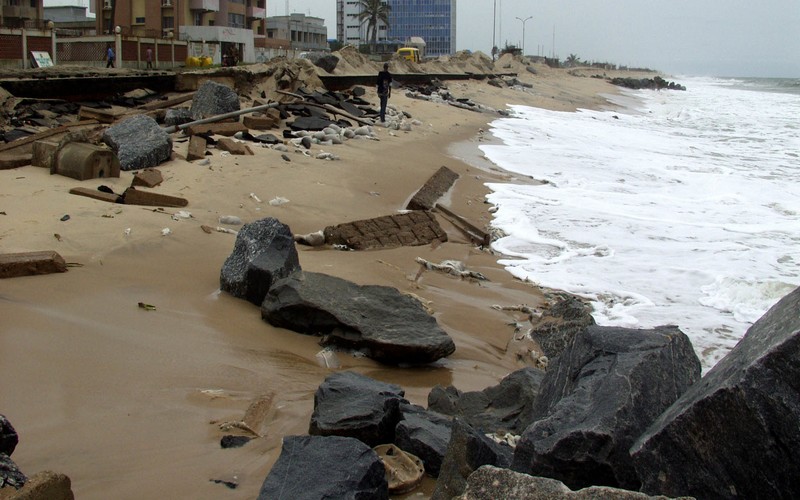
[69,187,120,203]
[78,106,121,124]
[0,250,67,279]
[434,204,491,247]
[137,92,195,111]
[0,120,99,154]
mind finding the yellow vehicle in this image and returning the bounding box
[397,47,420,63]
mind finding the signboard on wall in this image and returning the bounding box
[30,51,54,68]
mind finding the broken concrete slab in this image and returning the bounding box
[122,186,188,207]
[243,114,280,130]
[187,135,207,161]
[216,137,254,155]
[323,211,448,250]
[131,168,163,188]
[78,106,121,124]
[0,154,32,169]
[407,166,460,211]
[0,251,68,279]
[54,142,120,181]
[183,122,249,137]
[102,114,172,171]
[31,140,58,169]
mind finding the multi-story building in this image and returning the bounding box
[1,0,44,29]
[95,0,268,38]
[266,13,327,52]
[336,0,456,57]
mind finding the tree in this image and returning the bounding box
[358,0,391,53]
[565,53,582,67]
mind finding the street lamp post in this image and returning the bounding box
[516,16,532,55]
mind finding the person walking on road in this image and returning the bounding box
[106,46,115,68]
[376,62,392,122]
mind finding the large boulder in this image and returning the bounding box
[631,286,800,499]
[257,435,388,500]
[395,403,453,477]
[428,367,545,435]
[190,80,240,120]
[430,419,513,500]
[6,470,75,500]
[0,415,18,456]
[261,271,456,364]
[307,53,339,73]
[0,453,26,490]
[102,114,172,171]
[309,371,407,447]
[220,218,301,306]
[512,325,701,490]
[529,294,595,359]
[457,466,689,500]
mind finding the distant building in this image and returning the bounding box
[266,13,327,52]
[44,5,96,36]
[336,0,456,57]
[1,0,44,29]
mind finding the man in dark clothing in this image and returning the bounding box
[376,63,392,122]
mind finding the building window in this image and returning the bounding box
[162,16,174,30]
[135,16,145,24]
[228,13,245,28]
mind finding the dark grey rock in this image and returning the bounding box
[458,466,688,499]
[0,453,26,490]
[431,418,513,500]
[102,114,172,171]
[0,415,18,456]
[220,217,301,306]
[253,133,282,144]
[308,54,339,73]
[530,294,595,359]
[288,115,336,131]
[258,435,388,500]
[631,285,800,499]
[396,403,452,477]
[220,435,252,448]
[512,325,701,490]
[190,80,240,120]
[164,108,192,128]
[351,86,366,97]
[428,367,545,435]
[261,271,456,364]
[309,371,406,447]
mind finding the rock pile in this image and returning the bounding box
[251,285,800,499]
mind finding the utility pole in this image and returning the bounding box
[492,0,496,59]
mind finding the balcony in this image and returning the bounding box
[247,6,265,19]
[188,0,219,12]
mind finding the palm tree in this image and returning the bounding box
[358,0,391,53]
[565,53,581,67]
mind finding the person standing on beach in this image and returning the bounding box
[145,47,153,69]
[106,46,115,68]
[376,62,392,122]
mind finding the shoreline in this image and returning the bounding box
[0,59,652,497]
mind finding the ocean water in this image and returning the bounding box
[481,77,800,369]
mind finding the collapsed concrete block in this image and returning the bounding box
[0,251,68,279]
[31,140,58,169]
[54,142,120,180]
[187,135,207,161]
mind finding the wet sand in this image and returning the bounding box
[0,60,648,498]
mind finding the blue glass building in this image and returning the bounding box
[387,0,456,57]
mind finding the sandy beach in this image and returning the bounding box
[0,54,652,498]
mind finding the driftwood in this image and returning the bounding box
[434,204,490,246]
[414,257,488,281]
[218,392,275,437]
[0,120,99,155]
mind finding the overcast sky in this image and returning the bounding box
[285,0,800,77]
